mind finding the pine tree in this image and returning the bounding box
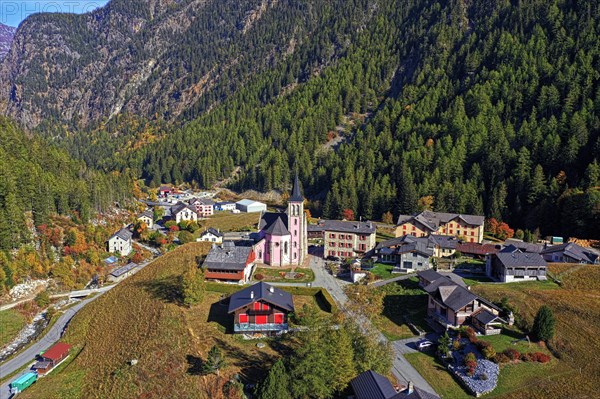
[256,359,290,399]
[180,265,205,307]
[202,345,227,376]
[532,305,555,342]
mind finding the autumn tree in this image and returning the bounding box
[342,208,355,221]
[180,265,205,307]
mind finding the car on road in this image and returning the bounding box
[417,340,436,351]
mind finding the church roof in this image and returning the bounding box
[264,215,290,236]
[290,173,304,202]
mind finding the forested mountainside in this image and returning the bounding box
[0,23,15,60]
[0,0,370,128]
[3,0,600,238]
[0,117,132,251]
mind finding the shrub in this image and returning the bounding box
[35,291,51,308]
[532,352,551,363]
[493,353,510,364]
[453,339,462,351]
[164,220,176,228]
[482,345,497,360]
[480,373,488,381]
[503,348,520,361]
[178,230,194,244]
[464,352,477,366]
[254,273,265,281]
[464,327,477,343]
[532,305,556,342]
[521,352,534,362]
[475,340,491,351]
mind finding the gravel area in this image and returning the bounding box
[448,339,500,396]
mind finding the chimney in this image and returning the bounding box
[269,286,274,293]
[407,381,414,394]
[250,291,254,299]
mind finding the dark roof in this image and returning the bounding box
[350,370,399,399]
[307,224,324,232]
[428,235,459,249]
[33,361,52,369]
[494,252,547,269]
[396,211,484,230]
[215,201,235,206]
[376,235,421,250]
[111,228,132,241]
[474,309,502,326]
[201,227,223,237]
[425,279,478,311]
[319,219,376,234]
[110,262,139,277]
[376,235,433,257]
[499,244,521,253]
[540,242,599,264]
[190,198,215,206]
[171,202,197,215]
[417,269,444,283]
[138,210,153,219]
[397,387,440,399]
[203,241,254,271]
[503,239,544,253]
[42,342,71,361]
[260,212,290,235]
[228,282,294,313]
[290,173,304,202]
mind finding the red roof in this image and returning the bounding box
[42,342,72,361]
[457,243,500,256]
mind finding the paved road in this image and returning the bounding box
[0,254,157,399]
[306,255,438,396]
[370,273,417,287]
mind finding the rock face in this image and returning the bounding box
[0,0,331,129]
[0,23,16,61]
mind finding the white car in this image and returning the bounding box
[417,340,435,351]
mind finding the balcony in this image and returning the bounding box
[234,323,289,333]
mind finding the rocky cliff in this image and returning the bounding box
[0,23,16,61]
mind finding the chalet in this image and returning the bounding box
[395,211,485,243]
[33,342,71,375]
[137,210,154,229]
[321,220,376,259]
[236,199,267,213]
[202,241,256,283]
[419,270,504,333]
[171,202,198,223]
[227,282,294,334]
[503,239,544,254]
[215,201,237,211]
[159,185,174,197]
[486,252,547,283]
[374,235,433,272]
[540,242,600,264]
[107,228,133,256]
[189,198,214,218]
[198,228,224,243]
[350,370,439,399]
[456,242,500,259]
[428,235,459,257]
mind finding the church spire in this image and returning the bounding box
[289,172,303,202]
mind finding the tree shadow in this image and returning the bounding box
[214,338,273,382]
[138,275,182,305]
[186,354,204,375]
[207,299,232,333]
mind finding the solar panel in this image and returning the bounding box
[110,263,139,277]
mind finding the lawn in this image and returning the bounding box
[199,212,259,232]
[18,242,331,399]
[253,267,315,283]
[0,309,26,348]
[369,263,395,280]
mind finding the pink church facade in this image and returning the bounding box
[253,175,308,267]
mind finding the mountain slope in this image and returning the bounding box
[0,23,15,60]
[0,0,371,128]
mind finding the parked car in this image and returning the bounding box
[417,340,435,351]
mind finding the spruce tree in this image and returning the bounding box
[256,359,290,399]
[202,345,227,376]
[532,305,556,342]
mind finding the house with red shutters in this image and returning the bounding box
[227,282,294,334]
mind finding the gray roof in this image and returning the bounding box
[201,228,223,238]
[428,234,459,249]
[318,219,376,234]
[425,279,478,312]
[236,199,265,207]
[111,228,132,241]
[215,201,235,206]
[171,202,197,215]
[499,244,521,253]
[290,173,304,202]
[228,282,294,313]
[396,211,484,230]
[397,387,440,399]
[494,252,547,269]
[138,210,153,219]
[190,198,215,206]
[376,235,433,257]
[260,212,290,235]
[110,262,138,277]
[474,309,502,326]
[417,269,444,283]
[503,239,544,253]
[540,242,599,264]
[350,370,399,399]
[202,241,253,271]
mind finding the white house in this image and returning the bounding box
[236,199,267,213]
[215,201,237,211]
[198,228,224,243]
[137,210,154,229]
[108,228,133,256]
[171,202,198,223]
[189,198,214,218]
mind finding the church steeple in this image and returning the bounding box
[289,172,303,202]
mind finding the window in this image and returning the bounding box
[294,230,297,236]
[239,314,248,324]
[412,226,416,231]
[471,231,475,236]
[330,233,336,239]
[330,242,336,247]
[255,315,267,325]
[450,229,453,234]
[412,252,418,258]
[274,313,284,324]
[471,238,474,243]
[295,219,298,225]
[403,225,407,230]
[254,302,261,311]
[284,241,288,254]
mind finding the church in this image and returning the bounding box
[252,174,308,267]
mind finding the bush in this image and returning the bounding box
[475,340,490,351]
[254,273,265,281]
[493,353,510,364]
[503,348,520,361]
[464,327,477,343]
[482,345,496,360]
[464,352,477,365]
[453,339,462,351]
[531,352,551,363]
[178,230,194,244]
[521,352,534,362]
[164,220,177,229]
[532,305,556,342]
[35,291,51,308]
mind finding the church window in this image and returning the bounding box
[284,241,288,254]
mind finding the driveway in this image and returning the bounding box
[307,255,439,396]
